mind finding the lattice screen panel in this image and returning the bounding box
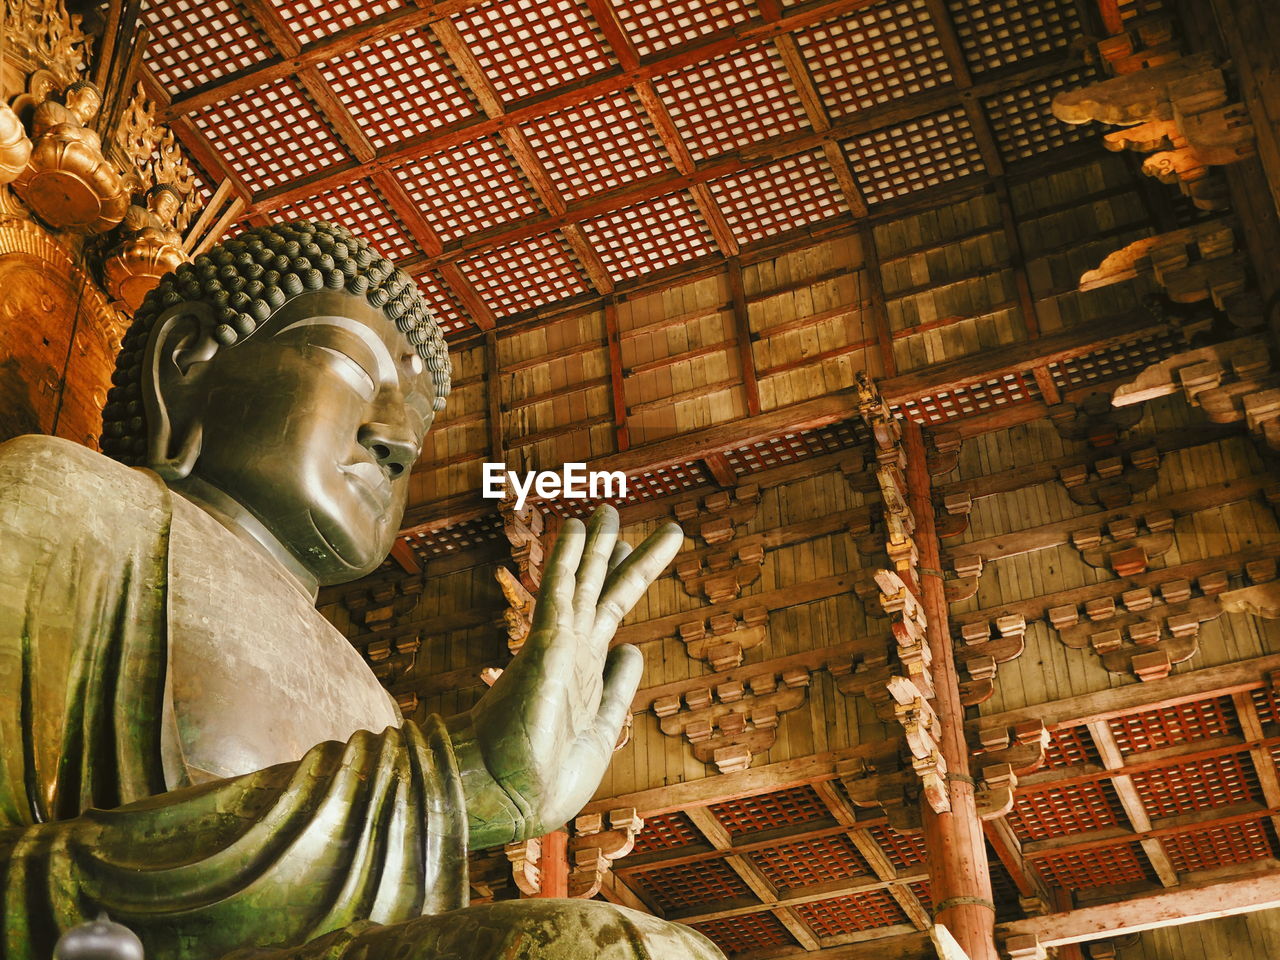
[628,857,751,911]
[1130,753,1260,819]
[909,880,933,912]
[275,180,418,262]
[1252,686,1280,726]
[613,0,759,59]
[1008,780,1121,843]
[892,372,1041,424]
[689,913,797,955]
[274,0,407,46]
[415,272,471,338]
[1107,697,1240,754]
[452,0,616,105]
[582,192,717,281]
[795,0,952,119]
[866,824,928,870]
[1042,725,1101,769]
[751,834,873,890]
[193,79,349,193]
[652,45,810,163]
[394,137,543,244]
[457,233,590,316]
[795,890,909,936]
[709,785,833,838]
[1162,819,1275,874]
[522,91,672,204]
[982,68,1100,164]
[142,0,272,93]
[708,150,848,246]
[631,811,704,855]
[844,109,985,205]
[405,516,503,560]
[319,30,478,152]
[724,419,865,475]
[541,462,710,518]
[1034,842,1152,889]
[1048,330,1189,390]
[947,0,1082,76]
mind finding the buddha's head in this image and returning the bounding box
[63,80,102,124]
[100,221,451,587]
[146,183,182,223]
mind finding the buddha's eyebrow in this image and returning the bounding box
[275,315,396,383]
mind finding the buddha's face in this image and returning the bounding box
[65,84,101,123]
[150,188,180,222]
[153,291,435,585]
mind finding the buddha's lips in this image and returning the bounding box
[340,460,392,513]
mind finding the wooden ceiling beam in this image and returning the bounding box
[999,865,1280,947]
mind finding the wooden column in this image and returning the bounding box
[534,829,570,899]
[903,419,997,960]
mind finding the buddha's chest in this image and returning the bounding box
[165,497,401,783]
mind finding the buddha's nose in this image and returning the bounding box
[357,423,417,479]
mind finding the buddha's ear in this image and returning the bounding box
[141,301,220,480]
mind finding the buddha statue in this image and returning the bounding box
[12,79,129,232]
[0,99,32,185]
[0,220,724,960]
[103,183,189,311]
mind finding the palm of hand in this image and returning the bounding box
[455,506,683,845]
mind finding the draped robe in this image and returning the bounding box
[0,436,724,960]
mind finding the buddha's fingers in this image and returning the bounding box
[572,507,620,639]
[590,521,684,649]
[593,644,644,752]
[607,539,632,574]
[530,517,587,637]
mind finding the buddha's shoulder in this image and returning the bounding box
[0,435,164,514]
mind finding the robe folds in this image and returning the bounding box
[0,436,468,959]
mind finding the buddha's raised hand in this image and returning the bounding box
[446,505,684,848]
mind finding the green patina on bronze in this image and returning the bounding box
[0,222,725,960]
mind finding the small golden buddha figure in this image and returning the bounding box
[0,100,32,185]
[12,79,129,232]
[103,183,189,311]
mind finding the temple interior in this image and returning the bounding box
[3,0,1280,957]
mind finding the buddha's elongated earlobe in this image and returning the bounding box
[140,302,218,480]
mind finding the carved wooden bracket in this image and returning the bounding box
[953,613,1027,708]
[1218,560,1280,619]
[975,761,1018,821]
[674,543,765,603]
[934,489,973,540]
[1004,932,1047,960]
[837,758,924,834]
[496,564,536,654]
[504,838,541,897]
[364,633,420,683]
[1048,392,1144,447]
[569,808,643,899]
[342,574,423,632]
[1070,510,1176,576]
[1059,445,1160,508]
[1079,220,1261,329]
[393,691,418,716]
[972,719,1050,778]
[1111,336,1280,453]
[652,669,810,773]
[926,429,963,477]
[674,606,769,671]
[1054,48,1255,211]
[673,484,761,545]
[500,497,545,591]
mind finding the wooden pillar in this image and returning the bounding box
[534,829,570,899]
[903,419,998,960]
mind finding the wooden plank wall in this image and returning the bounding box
[1117,907,1280,958]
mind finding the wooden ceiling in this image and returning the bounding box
[140,0,1119,340]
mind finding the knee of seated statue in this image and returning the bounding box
[222,900,727,960]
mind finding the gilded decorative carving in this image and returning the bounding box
[0,102,32,185]
[102,184,187,310]
[3,0,87,86]
[12,79,129,232]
